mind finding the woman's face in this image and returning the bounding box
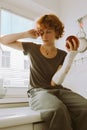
[38,28,56,45]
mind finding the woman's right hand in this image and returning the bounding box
[27,29,40,39]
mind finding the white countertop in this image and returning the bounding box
[0,107,42,128]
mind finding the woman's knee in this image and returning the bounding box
[55,101,68,114]
[30,90,63,110]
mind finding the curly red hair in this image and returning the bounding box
[36,14,64,39]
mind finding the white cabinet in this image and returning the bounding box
[0,124,33,130]
[34,122,47,130]
[0,107,47,130]
[0,122,47,130]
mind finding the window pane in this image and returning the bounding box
[1,51,10,68]
[24,60,29,70]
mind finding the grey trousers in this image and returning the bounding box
[28,87,87,130]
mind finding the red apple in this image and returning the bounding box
[66,35,79,49]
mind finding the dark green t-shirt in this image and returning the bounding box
[22,42,67,89]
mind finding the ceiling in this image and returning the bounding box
[0,0,61,19]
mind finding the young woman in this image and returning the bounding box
[0,14,87,130]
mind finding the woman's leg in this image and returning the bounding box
[29,88,73,130]
[56,88,87,130]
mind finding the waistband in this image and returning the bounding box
[27,88,45,97]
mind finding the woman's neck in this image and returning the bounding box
[42,43,56,50]
[40,44,57,58]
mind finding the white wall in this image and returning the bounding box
[52,0,87,50]
[59,0,87,35]
[57,0,87,98]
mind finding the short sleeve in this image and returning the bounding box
[22,42,34,55]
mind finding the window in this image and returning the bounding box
[24,59,29,70]
[1,51,10,68]
[0,79,10,87]
[0,9,35,100]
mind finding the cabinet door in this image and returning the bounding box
[0,124,33,130]
[33,122,47,130]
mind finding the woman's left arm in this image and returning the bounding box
[51,37,79,86]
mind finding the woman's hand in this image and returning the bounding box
[51,80,56,86]
[51,65,62,87]
[27,29,40,39]
[66,38,79,51]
